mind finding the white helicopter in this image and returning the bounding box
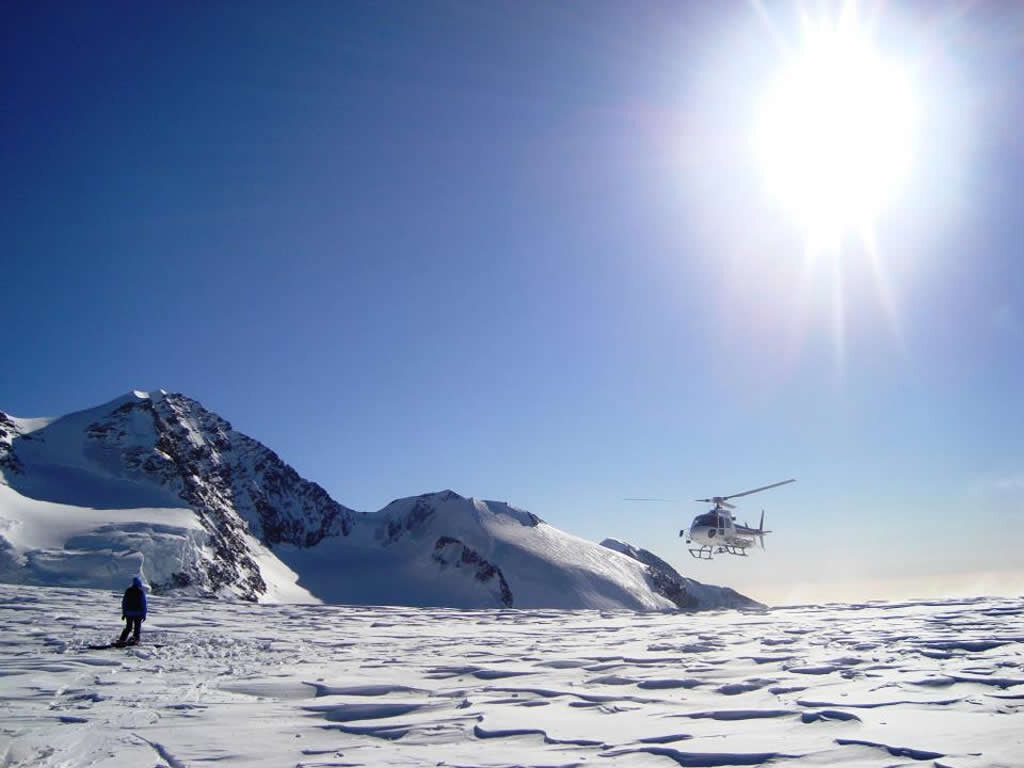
[681,479,795,559]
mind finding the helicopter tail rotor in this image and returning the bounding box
[758,509,772,550]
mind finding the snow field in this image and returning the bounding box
[1,585,1022,767]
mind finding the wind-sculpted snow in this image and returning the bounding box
[1,586,1022,767]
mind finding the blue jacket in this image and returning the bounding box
[122,577,147,619]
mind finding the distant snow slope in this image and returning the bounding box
[1,392,758,610]
[280,491,669,610]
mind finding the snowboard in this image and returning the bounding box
[86,640,161,650]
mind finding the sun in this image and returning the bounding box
[757,10,914,237]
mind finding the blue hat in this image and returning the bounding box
[132,576,143,588]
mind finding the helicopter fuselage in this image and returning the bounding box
[681,509,769,559]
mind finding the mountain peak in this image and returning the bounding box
[423,489,464,502]
[130,389,167,402]
[381,492,544,531]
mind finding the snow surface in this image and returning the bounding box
[1,585,1021,767]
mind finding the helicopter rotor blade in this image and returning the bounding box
[721,478,795,501]
[695,497,735,509]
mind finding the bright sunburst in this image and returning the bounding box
[751,1,919,372]
[757,5,914,238]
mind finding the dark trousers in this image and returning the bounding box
[119,616,142,644]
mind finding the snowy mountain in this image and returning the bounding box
[273,490,762,610]
[1,391,352,602]
[1,391,760,610]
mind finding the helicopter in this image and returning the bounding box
[681,479,795,559]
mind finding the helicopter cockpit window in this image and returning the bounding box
[694,513,720,528]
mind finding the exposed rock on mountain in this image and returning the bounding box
[433,536,514,608]
[0,412,27,475]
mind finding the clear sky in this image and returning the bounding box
[3,1,1022,605]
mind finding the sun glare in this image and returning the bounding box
[758,14,914,236]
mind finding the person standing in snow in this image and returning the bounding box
[119,576,147,645]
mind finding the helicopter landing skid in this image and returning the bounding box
[688,544,749,560]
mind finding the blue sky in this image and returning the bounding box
[3,1,1022,603]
